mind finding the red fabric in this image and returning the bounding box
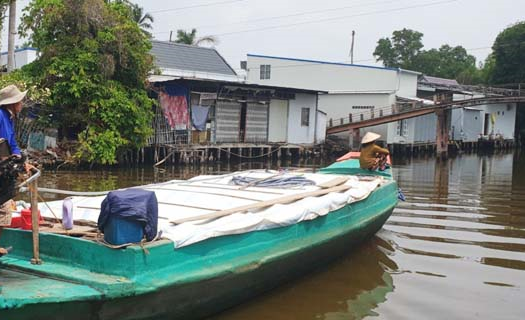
[159,92,189,130]
[337,151,391,164]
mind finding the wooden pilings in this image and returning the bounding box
[435,109,450,159]
[141,144,324,166]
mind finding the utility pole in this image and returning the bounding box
[7,0,16,72]
[349,30,355,64]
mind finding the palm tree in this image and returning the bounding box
[174,28,218,46]
[130,3,154,37]
[110,0,154,37]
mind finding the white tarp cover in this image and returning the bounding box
[38,171,383,248]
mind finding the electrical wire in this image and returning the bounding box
[206,0,458,37]
[180,0,403,31]
[149,0,248,14]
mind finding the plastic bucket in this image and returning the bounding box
[21,208,43,230]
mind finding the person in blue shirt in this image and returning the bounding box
[0,84,28,257]
[0,85,27,158]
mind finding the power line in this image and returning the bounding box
[153,0,454,37]
[208,0,458,37]
[194,0,403,31]
[149,0,247,14]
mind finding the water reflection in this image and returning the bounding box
[210,237,397,320]
[383,151,525,319]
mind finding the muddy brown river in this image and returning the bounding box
[35,151,525,320]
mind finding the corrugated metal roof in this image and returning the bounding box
[419,75,459,86]
[151,40,237,77]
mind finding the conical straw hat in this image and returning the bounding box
[361,132,381,144]
[0,85,27,106]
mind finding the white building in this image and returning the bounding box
[0,47,38,70]
[245,54,421,145]
[414,76,517,144]
[451,94,516,141]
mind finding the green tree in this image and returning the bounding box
[130,3,154,36]
[20,0,155,164]
[490,21,525,84]
[374,29,478,83]
[175,28,218,46]
[412,45,477,80]
[373,28,423,69]
[111,0,154,37]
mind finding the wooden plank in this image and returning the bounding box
[151,187,266,201]
[170,184,351,225]
[179,183,286,195]
[317,176,349,189]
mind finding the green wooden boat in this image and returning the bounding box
[0,160,398,320]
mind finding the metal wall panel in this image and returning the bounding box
[245,103,268,143]
[215,101,241,142]
[268,99,288,143]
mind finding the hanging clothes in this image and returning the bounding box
[191,105,210,131]
[159,85,189,130]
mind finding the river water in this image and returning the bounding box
[37,151,525,320]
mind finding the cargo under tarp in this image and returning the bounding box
[39,171,384,248]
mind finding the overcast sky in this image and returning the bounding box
[2,0,524,72]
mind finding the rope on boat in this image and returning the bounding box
[94,231,163,254]
[230,175,316,188]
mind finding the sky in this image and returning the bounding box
[2,0,524,73]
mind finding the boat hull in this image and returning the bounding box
[1,180,397,320]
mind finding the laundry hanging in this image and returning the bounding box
[191,105,210,131]
[159,85,190,130]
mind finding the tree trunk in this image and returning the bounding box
[7,0,16,72]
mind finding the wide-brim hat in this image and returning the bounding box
[361,132,381,144]
[0,85,27,106]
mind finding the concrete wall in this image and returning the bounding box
[0,48,38,69]
[287,93,317,145]
[451,108,483,142]
[319,92,394,121]
[246,55,422,146]
[246,55,399,92]
[398,72,419,97]
[480,103,516,139]
[448,102,516,141]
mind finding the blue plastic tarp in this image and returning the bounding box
[98,189,158,241]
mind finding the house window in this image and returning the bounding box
[396,120,408,136]
[301,108,310,126]
[260,64,271,79]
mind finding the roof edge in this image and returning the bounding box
[247,53,398,72]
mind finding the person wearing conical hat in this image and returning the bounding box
[359,132,390,170]
[0,84,29,257]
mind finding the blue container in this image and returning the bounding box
[103,216,144,245]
